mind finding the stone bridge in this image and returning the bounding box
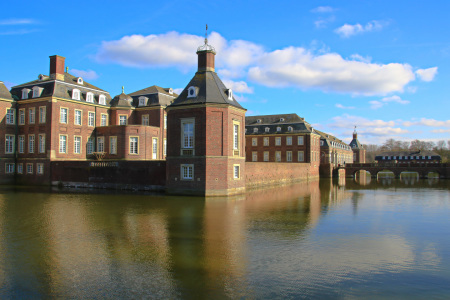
[343,162,449,179]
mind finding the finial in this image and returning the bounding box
[205,24,208,44]
[66,66,68,73]
[354,125,357,132]
[122,86,124,94]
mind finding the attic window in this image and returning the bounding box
[38,74,44,81]
[256,119,261,123]
[265,127,270,133]
[77,77,83,85]
[32,86,42,98]
[280,118,285,122]
[138,96,147,106]
[253,128,258,133]
[226,89,233,101]
[169,88,173,95]
[86,92,94,103]
[187,86,197,98]
[99,95,106,105]
[72,89,81,100]
[277,127,281,132]
[288,126,293,132]
[22,89,30,100]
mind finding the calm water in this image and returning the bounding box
[0,178,449,299]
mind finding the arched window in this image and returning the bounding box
[187,86,197,98]
[72,89,81,100]
[22,89,30,99]
[288,126,293,132]
[86,92,94,103]
[99,95,106,105]
[265,127,270,132]
[32,86,42,98]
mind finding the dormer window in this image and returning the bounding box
[245,128,247,133]
[22,89,30,100]
[187,86,197,98]
[32,86,43,98]
[138,96,148,107]
[226,89,233,101]
[77,77,83,85]
[72,89,81,100]
[288,126,293,132]
[265,127,270,133]
[99,95,106,105]
[169,88,173,95]
[86,92,94,103]
[38,74,44,81]
[277,127,281,132]
[280,118,285,122]
[256,119,261,123]
[253,128,258,133]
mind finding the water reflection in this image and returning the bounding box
[0,178,449,298]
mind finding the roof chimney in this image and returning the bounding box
[196,24,216,72]
[49,55,66,81]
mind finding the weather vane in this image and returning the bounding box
[122,86,124,94]
[205,24,208,44]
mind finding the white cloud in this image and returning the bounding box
[0,29,38,35]
[415,67,438,82]
[329,114,396,128]
[335,103,355,109]
[0,18,37,25]
[350,54,372,63]
[403,118,450,127]
[370,95,410,109]
[431,129,450,133]
[248,47,415,95]
[311,6,335,13]
[335,20,386,38]
[70,69,99,80]
[222,79,253,94]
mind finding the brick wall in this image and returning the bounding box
[245,162,319,188]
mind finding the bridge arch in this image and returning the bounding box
[426,170,440,178]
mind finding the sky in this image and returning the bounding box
[1,0,449,145]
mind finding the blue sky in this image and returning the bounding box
[1,0,449,145]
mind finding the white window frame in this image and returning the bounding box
[129,136,138,155]
[187,86,196,98]
[264,137,269,146]
[287,151,292,162]
[18,135,25,153]
[60,108,68,124]
[275,151,281,162]
[99,95,106,105]
[138,96,146,106]
[37,163,44,175]
[72,89,81,100]
[87,137,94,154]
[19,109,25,125]
[29,107,35,124]
[86,92,94,103]
[233,164,240,179]
[142,115,149,126]
[59,135,67,153]
[26,163,33,174]
[74,136,82,154]
[298,136,304,145]
[6,108,15,124]
[252,151,257,161]
[28,135,35,153]
[181,164,194,180]
[39,106,46,123]
[252,138,257,146]
[74,109,82,125]
[287,136,292,145]
[101,114,108,126]
[265,127,270,133]
[88,112,95,127]
[38,134,45,154]
[263,151,269,162]
[5,163,15,174]
[119,115,127,125]
[152,137,158,159]
[233,123,239,150]
[110,136,117,154]
[298,151,304,162]
[275,137,281,146]
[181,118,195,150]
[97,137,105,153]
[17,163,23,174]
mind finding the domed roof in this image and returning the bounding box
[110,87,133,108]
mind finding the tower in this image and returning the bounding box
[166,28,246,196]
[349,126,366,163]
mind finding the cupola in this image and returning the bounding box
[196,24,216,72]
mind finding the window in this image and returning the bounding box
[164,115,167,129]
[252,138,257,146]
[298,151,304,162]
[74,136,81,154]
[19,109,25,125]
[18,135,25,153]
[252,151,257,161]
[264,151,269,162]
[233,164,240,179]
[253,128,258,133]
[5,163,14,174]
[142,115,149,126]
[163,139,167,156]
[233,123,239,150]
[181,164,193,180]
[287,151,292,162]
[27,163,33,174]
[320,140,324,146]
[130,137,138,154]
[59,135,67,153]
[152,138,157,159]
[28,108,35,124]
[6,109,15,124]
[27,135,35,153]
[264,137,269,146]
[32,87,41,98]
[99,95,106,105]
[17,164,23,174]
[227,89,233,101]
[86,92,94,103]
[277,127,281,132]
[275,151,281,162]
[138,96,147,106]
[60,108,68,124]
[275,137,281,146]
[288,126,293,132]
[87,137,94,154]
[298,136,304,145]
[37,163,44,175]
[5,134,15,153]
[119,115,127,125]
[39,107,46,123]
[256,119,261,123]
[72,89,81,100]
[88,112,95,127]
[265,127,270,133]
[97,137,105,152]
[75,110,82,125]
[38,134,45,154]
[287,136,292,145]
[280,118,285,122]
[110,137,117,154]
[101,114,108,126]
[77,77,83,84]
[187,86,196,98]
[22,89,29,99]
[181,119,194,150]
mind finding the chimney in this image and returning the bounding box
[49,55,66,80]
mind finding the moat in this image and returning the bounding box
[0,178,449,299]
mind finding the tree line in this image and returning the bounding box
[363,139,450,163]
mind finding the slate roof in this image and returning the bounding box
[129,85,178,107]
[9,72,111,105]
[376,150,440,157]
[0,81,13,100]
[349,136,364,149]
[110,92,133,108]
[315,129,350,149]
[170,71,244,109]
[245,113,314,135]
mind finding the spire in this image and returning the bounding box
[122,86,125,94]
[353,125,357,139]
[196,24,216,72]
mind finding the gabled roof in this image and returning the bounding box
[170,71,244,109]
[0,81,13,100]
[350,137,364,149]
[315,129,349,148]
